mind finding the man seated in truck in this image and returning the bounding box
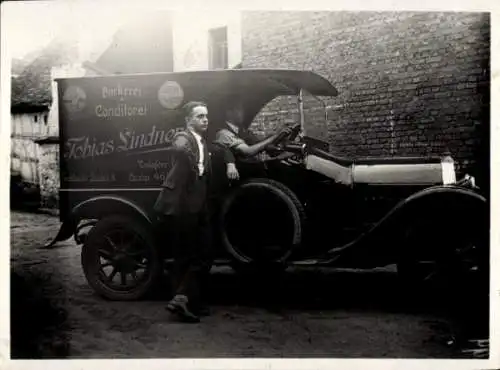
[213,101,292,164]
[210,138,240,181]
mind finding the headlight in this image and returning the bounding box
[457,174,478,189]
[441,155,456,185]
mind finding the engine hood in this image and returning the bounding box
[352,160,447,186]
[304,150,456,187]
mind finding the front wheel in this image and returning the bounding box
[397,221,489,293]
[81,215,161,301]
[219,178,306,268]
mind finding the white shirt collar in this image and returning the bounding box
[188,128,203,142]
[187,128,205,176]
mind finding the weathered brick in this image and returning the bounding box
[242,11,489,182]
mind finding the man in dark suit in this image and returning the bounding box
[154,101,215,323]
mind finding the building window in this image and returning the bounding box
[44,114,48,125]
[34,115,38,123]
[208,27,228,70]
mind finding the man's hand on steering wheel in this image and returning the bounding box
[274,123,301,145]
[287,123,302,141]
[261,123,301,158]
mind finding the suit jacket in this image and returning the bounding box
[154,129,212,216]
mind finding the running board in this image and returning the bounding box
[163,259,331,266]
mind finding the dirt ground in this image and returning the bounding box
[10,209,478,359]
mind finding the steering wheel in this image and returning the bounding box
[257,123,303,162]
[238,123,303,164]
[288,123,302,141]
[274,123,302,146]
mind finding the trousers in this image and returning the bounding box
[170,210,212,305]
[162,176,213,308]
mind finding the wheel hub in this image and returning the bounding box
[112,252,139,273]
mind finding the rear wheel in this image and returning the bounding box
[81,215,161,301]
[219,178,305,275]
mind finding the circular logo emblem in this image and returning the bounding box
[158,80,184,109]
[62,86,86,113]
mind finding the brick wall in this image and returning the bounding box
[241,11,490,186]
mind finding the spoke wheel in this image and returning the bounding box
[81,215,161,301]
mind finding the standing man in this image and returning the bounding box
[154,101,213,323]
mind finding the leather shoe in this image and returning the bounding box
[167,299,200,323]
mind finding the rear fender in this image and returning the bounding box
[43,195,153,248]
[71,195,153,223]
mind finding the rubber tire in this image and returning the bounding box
[396,259,433,290]
[219,178,306,272]
[396,223,442,291]
[81,215,161,301]
[397,221,488,293]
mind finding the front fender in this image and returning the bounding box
[43,195,154,248]
[379,185,487,228]
[324,185,488,266]
[380,185,487,245]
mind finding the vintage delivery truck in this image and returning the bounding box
[46,69,489,301]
